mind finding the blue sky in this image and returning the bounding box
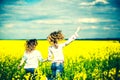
[0,0,120,39]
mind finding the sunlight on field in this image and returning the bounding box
[0,40,119,59]
[0,40,120,80]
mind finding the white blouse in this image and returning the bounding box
[22,50,42,68]
[48,34,78,63]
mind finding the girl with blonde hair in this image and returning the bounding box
[46,27,80,78]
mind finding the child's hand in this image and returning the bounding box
[42,59,48,62]
[42,58,52,62]
[18,65,21,69]
[75,27,81,33]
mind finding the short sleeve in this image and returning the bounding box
[36,51,43,62]
[47,47,53,61]
[22,52,27,61]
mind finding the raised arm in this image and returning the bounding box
[64,27,81,46]
[75,27,80,36]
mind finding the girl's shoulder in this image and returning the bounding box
[59,43,65,47]
[49,46,53,48]
[33,50,40,53]
[32,50,42,55]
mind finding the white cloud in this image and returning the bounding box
[56,0,75,4]
[104,27,120,31]
[81,26,98,30]
[15,0,26,5]
[77,18,113,23]
[95,0,108,4]
[2,1,71,21]
[79,0,109,6]
[32,19,73,24]
[78,18,99,23]
[4,23,15,28]
[2,2,52,18]
[91,26,98,29]
[57,0,68,2]
[103,27,111,30]
[103,26,120,30]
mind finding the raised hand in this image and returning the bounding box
[42,59,48,62]
[75,27,81,36]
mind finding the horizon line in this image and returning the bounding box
[0,38,120,40]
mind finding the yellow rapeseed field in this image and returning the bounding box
[0,40,119,59]
[0,40,120,80]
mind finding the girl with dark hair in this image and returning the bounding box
[46,27,80,78]
[18,39,43,74]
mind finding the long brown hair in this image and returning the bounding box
[47,30,64,45]
[25,39,38,53]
